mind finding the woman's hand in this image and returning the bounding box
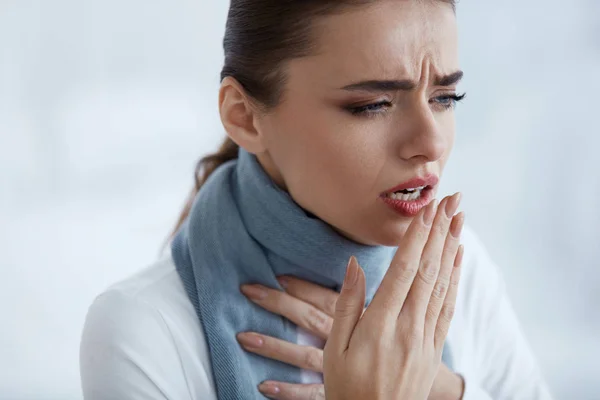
[237,275,464,400]
[238,194,465,400]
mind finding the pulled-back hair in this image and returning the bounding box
[171,0,456,236]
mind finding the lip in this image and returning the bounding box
[380,174,439,217]
[383,174,439,194]
[380,187,435,217]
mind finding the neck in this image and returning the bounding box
[253,150,371,246]
[233,148,396,294]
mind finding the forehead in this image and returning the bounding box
[294,1,458,86]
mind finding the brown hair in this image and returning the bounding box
[170,0,456,237]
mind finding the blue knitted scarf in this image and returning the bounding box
[171,148,452,399]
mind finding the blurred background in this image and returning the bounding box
[1,0,599,399]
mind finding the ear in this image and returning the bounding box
[218,77,266,154]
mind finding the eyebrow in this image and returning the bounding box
[435,71,464,87]
[341,70,464,92]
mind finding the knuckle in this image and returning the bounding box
[425,305,439,322]
[418,260,438,284]
[400,326,424,350]
[449,274,460,289]
[442,246,457,264]
[325,295,339,316]
[395,260,417,284]
[304,348,323,371]
[436,322,449,341]
[432,278,449,300]
[306,308,333,337]
[334,299,355,318]
[440,304,456,322]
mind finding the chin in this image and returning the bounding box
[323,210,415,247]
[370,219,413,247]
[344,219,412,247]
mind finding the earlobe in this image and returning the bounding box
[218,77,266,154]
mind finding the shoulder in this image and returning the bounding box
[91,254,192,317]
[80,255,217,400]
[82,255,198,349]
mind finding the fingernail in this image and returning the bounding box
[445,192,462,218]
[237,332,264,348]
[258,382,280,397]
[240,284,268,301]
[343,256,358,290]
[276,276,289,290]
[450,212,465,238]
[423,199,437,226]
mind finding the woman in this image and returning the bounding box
[80,1,553,399]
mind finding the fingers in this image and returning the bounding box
[237,332,324,372]
[258,381,325,400]
[434,244,464,349]
[241,283,333,340]
[424,211,464,340]
[276,276,340,317]
[367,199,438,318]
[326,256,366,355]
[402,193,461,327]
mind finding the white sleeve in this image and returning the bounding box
[458,231,554,400]
[80,290,194,400]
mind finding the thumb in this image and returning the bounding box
[328,256,366,354]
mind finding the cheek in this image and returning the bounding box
[269,107,386,209]
[434,113,456,169]
[262,104,457,245]
[444,123,456,166]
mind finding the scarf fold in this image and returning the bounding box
[171,148,451,399]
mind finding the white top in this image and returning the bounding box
[79,226,553,400]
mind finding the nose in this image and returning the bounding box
[395,103,447,163]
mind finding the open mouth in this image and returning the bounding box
[380,175,438,216]
[381,174,439,203]
[383,185,431,202]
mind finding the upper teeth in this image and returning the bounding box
[387,186,426,201]
[402,186,426,193]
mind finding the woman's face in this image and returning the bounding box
[256,1,460,246]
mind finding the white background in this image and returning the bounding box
[1,1,599,399]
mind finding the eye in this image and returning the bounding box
[431,93,466,111]
[346,101,392,117]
